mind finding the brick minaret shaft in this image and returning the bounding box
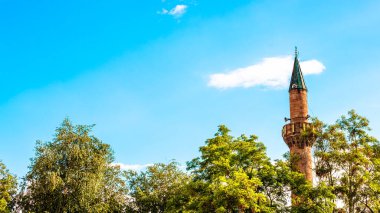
[282,48,315,183]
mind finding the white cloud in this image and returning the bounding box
[169,5,187,16]
[160,8,169,15]
[111,163,153,171]
[159,4,188,18]
[208,56,325,89]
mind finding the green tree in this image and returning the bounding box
[274,155,335,213]
[0,161,17,213]
[313,110,380,212]
[19,118,128,212]
[125,161,190,213]
[186,125,335,213]
[186,125,279,212]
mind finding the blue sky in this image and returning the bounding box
[1,0,380,176]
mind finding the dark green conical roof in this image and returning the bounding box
[289,49,307,92]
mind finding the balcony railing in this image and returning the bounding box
[282,122,313,138]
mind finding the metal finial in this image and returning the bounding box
[295,46,298,58]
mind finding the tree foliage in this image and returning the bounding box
[125,161,190,213]
[313,110,380,212]
[0,161,17,213]
[187,125,290,212]
[2,110,378,212]
[19,118,128,212]
[186,125,336,213]
[186,125,268,212]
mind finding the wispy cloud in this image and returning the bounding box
[112,163,153,171]
[159,5,188,18]
[208,56,325,89]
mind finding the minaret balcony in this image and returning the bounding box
[282,122,313,139]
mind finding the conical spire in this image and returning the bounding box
[289,47,307,91]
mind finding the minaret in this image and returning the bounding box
[282,47,315,183]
